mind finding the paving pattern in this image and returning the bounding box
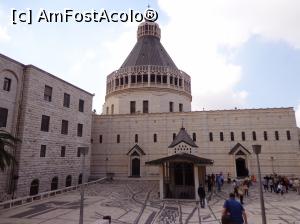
[0,180,299,224]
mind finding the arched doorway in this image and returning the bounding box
[65,175,72,187]
[235,158,248,177]
[131,158,140,177]
[78,173,82,184]
[51,177,58,190]
[30,179,39,196]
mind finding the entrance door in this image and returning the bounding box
[236,158,248,177]
[132,158,140,176]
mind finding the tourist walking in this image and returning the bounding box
[198,184,206,208]
[222,193,248,224]
[238,185,244,204]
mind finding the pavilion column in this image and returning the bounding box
[159,165,164,200]
[194,165,199,201]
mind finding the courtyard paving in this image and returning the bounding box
[0,180,299,224]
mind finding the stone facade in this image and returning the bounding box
[0,54,93,200]
[91,108,300,179]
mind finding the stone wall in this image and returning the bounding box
[91,108,300,179]
[103,88,191,115]
[14,65,93,197]
[0,54,25,201]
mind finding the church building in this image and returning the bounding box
[0,20,299,201]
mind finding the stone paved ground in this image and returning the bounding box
[0,180,299,224]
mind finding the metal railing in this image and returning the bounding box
[0,177,107,211]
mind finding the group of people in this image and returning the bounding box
[206,172,225,193]
[262,174,299,195]
[232,178,251,204]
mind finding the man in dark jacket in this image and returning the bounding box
[198,184,206,208]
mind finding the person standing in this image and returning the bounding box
[198,184,206,208]
[222,193,248,224]
[238,185,244,204]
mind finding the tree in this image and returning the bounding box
[0,130,20,171]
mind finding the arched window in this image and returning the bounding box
[65,175,72,187]
[51,177,58,191]
[30,179,39,196]
[78,173,83,184]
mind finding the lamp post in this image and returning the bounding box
[79,147,89,224]
[252,145,267,224]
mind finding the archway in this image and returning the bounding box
[51,177,58,190]
[30,179,39,196]
[78,173,82,184]
[131,158,140,177]
[235,158,248,177]
[65,175,72,187]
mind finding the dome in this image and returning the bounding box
[120,21,177,69]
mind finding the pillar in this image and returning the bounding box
[194,165,199,201]
[159,165,164,200]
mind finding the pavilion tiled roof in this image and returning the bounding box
[145,153,213,165]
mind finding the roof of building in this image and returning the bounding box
[145,153,213,165]
[120,29,177,69]
[228,143,251,155]
[127,144,146,155]
[168,127,198,148]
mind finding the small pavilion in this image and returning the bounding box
[146,127,213,200]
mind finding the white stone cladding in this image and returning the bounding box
[0,55,24,201]
[91,108,300,179]
[0,54,93,199]
[103,89,191,115]
[14,66,93,197]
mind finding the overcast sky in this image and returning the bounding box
[1,0,300,126]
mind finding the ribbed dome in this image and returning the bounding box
[120,21,177,69]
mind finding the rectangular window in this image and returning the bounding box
[63,93,70,107]
[143,100,149,113]
[173,133,176,140]
[130,101,136,114]
[209,132,213,142]
[111,104,114,114]
[3,77,11,91]
[61,120,68,135]
[41,115,50,132]
[241,132,246,141]
[0,107,8,128]
[264,131,268,141]
[275,131,279,140]
[154,134,157,142]
[77,148,81,157]
[79,99,84,112]
[179,103,183,112]
[135,134,138,143]
[169,102,174,112]
[193,133,196,141]
[117,134,120,143]
[286,130,291,140]
[230,132,234,141]
[61,146,66,157]
[40,145,46,157]
[44,85,52,102]
[220,132,224,141]
[252,131,257,141]
[99,135,103,143]
[77,123,83,137]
